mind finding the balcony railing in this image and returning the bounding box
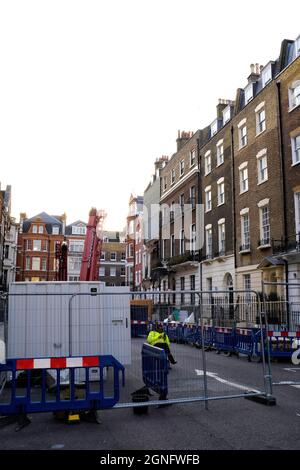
[168,251,200,266]
[272,233,300,255]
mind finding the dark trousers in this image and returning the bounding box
[155,342,176,365]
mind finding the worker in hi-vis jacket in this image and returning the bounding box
[146,322,177,365]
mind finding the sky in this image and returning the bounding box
[0,0,299,230]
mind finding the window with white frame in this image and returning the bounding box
[190,186,196,209]
[121,252,126,260]
[257,151,268,184]
[41,258,47,271]
[206,227,213,259]
[190,224,196,252]
[171,168,175,185]
[239,125,247,148]
[289,81,300,109]
[223,106,231,125]
[52,226,60,235]
[217,179,225,205]
[69,240,84,253]
[211,119,218,137]
[216,141,224,166]
[205,187,212,212]
[292,134,300,165]
[32,225,38,234]
[190,149,196,167]
[204,151,212,175]
[241,212,250,250]
[38,226,44,234]
[294,192,300,238]
[261,63,272,87]
[218,221,225,255]
[33,240,42,251]
[110,252,116,261]
[100,252,105,261]
[244,83,253,104]
[99,267,105,277]
[295,36,300,58]
[163,176,167,192]
[121,266,126,276]
[110,267,116,277]
[239,165,249,193]
[179,229,185,254]
[256,109,266,134]
[25,256,30,270]
[72,225,86,235]
[179,159,185,177]
[260,204,270,246]
[243,274,251,301]
[32,257,40,271]
[69,257,81,272]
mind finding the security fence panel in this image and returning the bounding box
[262,282,300,393]
[1,285,274,414]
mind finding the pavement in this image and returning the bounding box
[1,335,300,450]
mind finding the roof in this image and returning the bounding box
[23,212,63,234]
[257,256,285,269]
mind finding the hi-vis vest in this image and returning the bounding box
[147,330,170,348]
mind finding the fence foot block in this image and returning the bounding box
[245,394,276,406]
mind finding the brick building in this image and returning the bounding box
[125,194,143,290]
[100,231,126,286]
[159,130,204,304]
[200,100,235,292]
[16,212,66,282]
[65,220,87,281]
[0,185,18,291]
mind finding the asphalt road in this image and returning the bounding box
[1,335,300,450]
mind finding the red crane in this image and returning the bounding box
[80,208,106,281]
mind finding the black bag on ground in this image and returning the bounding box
[131,386,152,415]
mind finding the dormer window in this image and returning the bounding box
[261,63,272,88]
[210,119,218,137]
[52,226,60,235]
[295,36,300,58]
[72,225,86,235]
[222,106,231,125]
[244,83,253,104]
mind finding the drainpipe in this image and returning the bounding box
[197,137,203,292]
[230,126,237,280]
[276,81,289,308]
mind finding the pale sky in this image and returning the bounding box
[0,0,299,230]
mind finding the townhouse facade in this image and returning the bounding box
[65,220,87,281]
[99,231,126,286]
[125,194,143,290]
[0,185,19,291]
[16,212,66,282]
[139,34,300,310]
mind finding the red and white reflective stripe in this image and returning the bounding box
[215,327,232,333]
[16,356,100,370]
[236,329,252,336]
[267,331,300,338]
[131,320,147,325]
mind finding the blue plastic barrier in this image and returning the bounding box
[194,326,214,349]
[235,328,256,358]
[182,325,196,345]
[0,355,125,417]
[142,343,168,397]
[253,330,300,358]
[131,321,148,338]
[214,327,235,354]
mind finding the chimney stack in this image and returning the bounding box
[176,130,193,152]
[247,63,261,84]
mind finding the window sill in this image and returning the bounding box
[257,244,271,250]
[256,128,266,138]
[205,172,211,177]
[239,144,247,151]
[205,209,212,213]
[257,178,268,186]
[289,103,300,113]
[239,249,251,255]
[239,189,249,195]
[216,161,224,168]
[292,160,300,167]
[217,202,225,207]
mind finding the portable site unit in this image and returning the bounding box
[7,282,132,368]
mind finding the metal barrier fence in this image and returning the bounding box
[261,281,300,393]
[0,287,274,419]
